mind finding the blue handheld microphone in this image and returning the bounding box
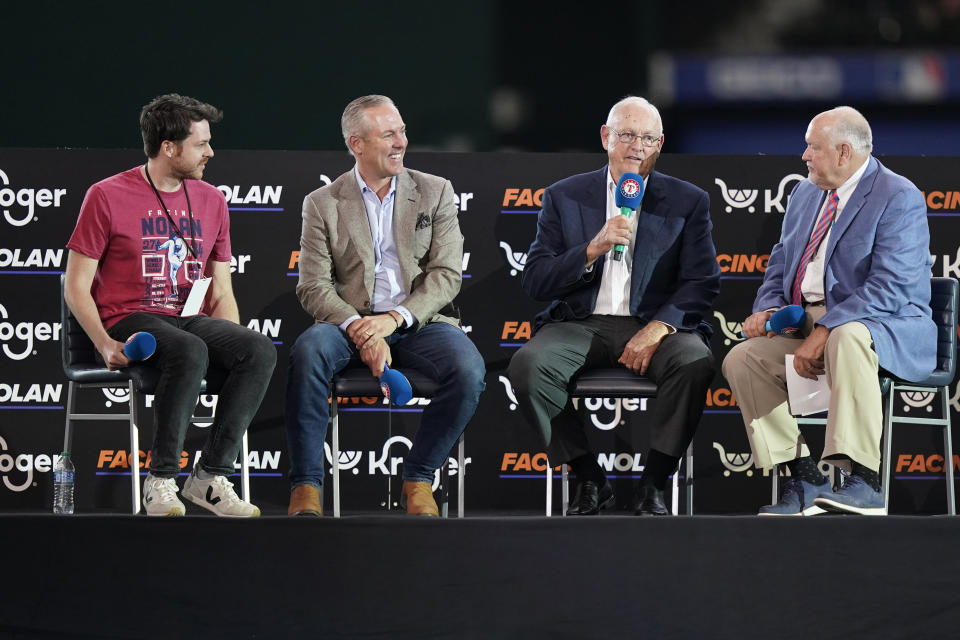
[612,172,644,261]
[739,305,806,338]
[123,332,157,361]
[380,364,413,406]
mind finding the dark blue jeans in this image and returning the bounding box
[285,321,486,488]
[108,313,277,478]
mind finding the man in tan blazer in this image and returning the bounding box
[285,95,485,516]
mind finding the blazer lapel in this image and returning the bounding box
[823,156,878,265]
[393,170,419,285]
[579,167,607,245]
[630,171,667,287]
[335,174,376,291]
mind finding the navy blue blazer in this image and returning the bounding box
[522,166,721,337]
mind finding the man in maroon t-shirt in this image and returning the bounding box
[65,94,276,517]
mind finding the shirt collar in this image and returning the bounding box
[834,156,869,203]
[353,165,396,200]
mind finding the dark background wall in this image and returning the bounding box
[4,1,960,155]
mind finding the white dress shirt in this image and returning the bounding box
[592,171,645,316]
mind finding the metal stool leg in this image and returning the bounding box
[545,458,552,517]
[241,430,250,502]
[942,385,956,515]
[561,463,569,516]
[129,382,142,515]
[332,399,340,518]
[457,434,465,518]
[882,381,895,515]
[440,455,450,518]
[386,406,393,511]
[671,463,679,516]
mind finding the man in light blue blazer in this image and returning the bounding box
[723,106,935,516]
[509,96,720,516]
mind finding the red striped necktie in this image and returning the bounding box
[791,189,839,305]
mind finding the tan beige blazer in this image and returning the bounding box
[296,167,463,329]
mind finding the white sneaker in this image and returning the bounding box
[182,466,260,518]
[142,474,186,516]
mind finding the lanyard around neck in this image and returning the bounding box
[144,164,200,260]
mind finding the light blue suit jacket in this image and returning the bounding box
[755,156,935,382]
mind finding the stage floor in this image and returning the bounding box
[1,513,957,639]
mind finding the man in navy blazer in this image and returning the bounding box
[723,106,935,516]
[508,96,720,516]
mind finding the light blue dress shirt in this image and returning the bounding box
[339,166,414,332]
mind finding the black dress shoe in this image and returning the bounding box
[567,480,615,515]
[634,484,668,516]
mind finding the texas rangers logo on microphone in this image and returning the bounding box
[619,178,641,199]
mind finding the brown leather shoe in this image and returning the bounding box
[401,481,439,517]
[288,484,322,516]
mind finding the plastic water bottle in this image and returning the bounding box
[53,452,75,514]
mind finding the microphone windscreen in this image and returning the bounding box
[615,172,644,210]
[379,365,413,406]
[767,305,806,333]
[124,332,157,361]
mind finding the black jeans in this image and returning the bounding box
[108,313,276,477]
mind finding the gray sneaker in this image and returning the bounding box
[814,474,886,515]
[758,477,828,516]
[142,474,186,516]
[182,465,260,518]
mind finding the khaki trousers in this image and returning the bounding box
[721,305,882,473]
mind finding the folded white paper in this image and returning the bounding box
[785,354,830,416]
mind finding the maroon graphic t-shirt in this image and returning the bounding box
[67,166,231,328]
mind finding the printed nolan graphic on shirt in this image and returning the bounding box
[140,207,205,310]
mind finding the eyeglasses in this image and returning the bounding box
[609,128,661,147]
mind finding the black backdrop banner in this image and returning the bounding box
[1,149,958,514]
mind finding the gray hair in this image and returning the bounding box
[826,106,873,153]
[606,96,663,134]
[341,95,396,154]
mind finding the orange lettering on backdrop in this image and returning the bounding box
[109,450,127,469]
[895,454,913,472]
[514,453,532,471]
[907,455,926,473]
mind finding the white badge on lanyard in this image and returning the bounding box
[181,277,211,317]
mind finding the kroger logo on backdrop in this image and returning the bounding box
[713,310,745,347]
[497,375,649,430]
[898,390,936,414]
[499,241,527,276]
[714,173,805,214]
[931,247,960,279]
[0,435,57,492]
[0,169,68,227]
[322,436,468,491]
[0,303,61,360]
